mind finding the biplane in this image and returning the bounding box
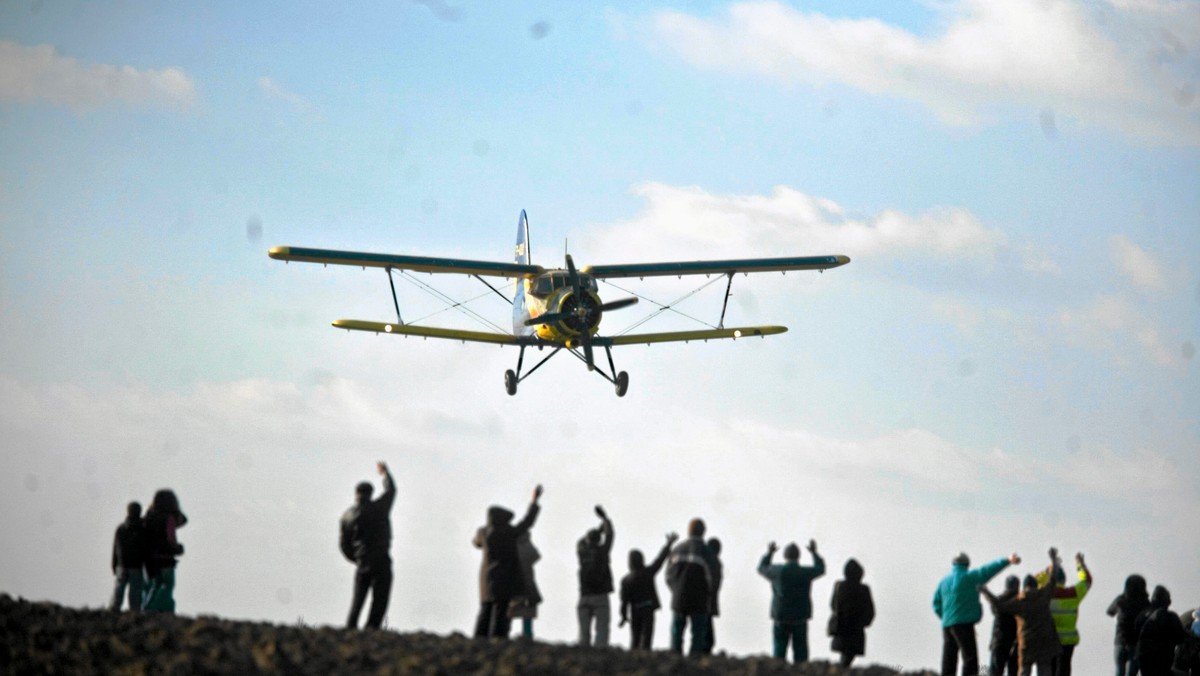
[269,211,849,396]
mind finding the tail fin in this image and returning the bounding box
[514,210,531,265]
[512,211,532,330]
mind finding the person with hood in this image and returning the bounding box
[757,539,826,664]
[340,462,397,629]
[472,484,542,639]
[829,558,876,669]
[933,551,1020,676]
[666,518,720,656]
[1035,548,1092,676]
[507,531,542,639]
[1134,585,1186,676]
[110,501,147,612]
[985,575,1021,676]
[704,537,723,655]
[577,505,615,647]
[1174,610,1200,676]
[143,489,188,613]
[982,571,1060,676]
[619,532,678,650]
[1107,573,1150,676]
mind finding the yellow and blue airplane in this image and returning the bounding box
[269,211,849,396]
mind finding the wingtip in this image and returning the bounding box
[268,246,289,259]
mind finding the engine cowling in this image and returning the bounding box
[534,288,603,342]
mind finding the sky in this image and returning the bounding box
[1,0,1197,671]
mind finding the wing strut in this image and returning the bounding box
[473,274,513,306]
[717,272,734,329]
[386,267,404,325]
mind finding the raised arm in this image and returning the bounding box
[595,505,614,553]
[514,484,543,534]
[647,532,679,576]
[758,542,779,580]
[377,462,397,511]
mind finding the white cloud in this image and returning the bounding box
[1056,293,1183,366]
[1110,234,1167,292]
[583,182,1006,263]
[648,0,1200,145]
[0,41,197,111]
[258,76,314,114]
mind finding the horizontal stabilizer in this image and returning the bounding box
[332,320,534,345]
[597,325,786,346]
[271,247,543,278]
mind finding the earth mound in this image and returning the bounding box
[0,594,934,675]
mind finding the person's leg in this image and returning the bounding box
[643,610,656,650]
[942,627,960,676]
[670,612,687,654]
[347,568,370,629]
[688,613,710,656]
[490,594,513,637]
[365,566,393,629]
[128,569,144,612]
[773,622,790,659]
[157,567,176,613]
[594,595,610,647]
[522,618,534,639]
[840,651,855,668]
[110,570,128,611]
[792,622,809,663]
[950,624,979,676]
[1058,644,1074,676]
[630,608,646,649]
[705,616,716,654]
[474,602,493,638]
[577,597,593,646]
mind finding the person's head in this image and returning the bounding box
[487,506,513,526]
[586,528,602,545]
[1003,575,1020,594]
[1151,585,1171,609]
[1123,574,1148,599]
[783,543,800,562]
[952,552,970,568]
[707,537,721,556]
[1022,575,1038,594]
[150,489,179,513]
[687,518,706,539]
[1052,565,1066,587]
[355,481,373,503]
[126,501,142,519]
[844,558,864,583]
[628,549,645,571]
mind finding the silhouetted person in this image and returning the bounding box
[1135,585,1186,676]
[704,537,723,654]
[986,575,1021,676]
[666,518,720,656]
[1108,573,1150,676]
[473,484,542,639]
[829,557,875,669]
[619,532,677,650]
[508,531,542,639]
[934,551,1020,676]
[110,501,147,612]
[577,505,615,647]
[340,462,396,629]
[143,489,187,613]
[1175,612,1200,676]
[758,540,825,664]
[1036,549,1090,676]
[983,572,1059,676]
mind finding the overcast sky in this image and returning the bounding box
[1,1,1197,672]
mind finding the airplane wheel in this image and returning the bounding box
[504,369,518,396]
[615,371,629,397]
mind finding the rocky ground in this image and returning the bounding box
[1,594,935,675]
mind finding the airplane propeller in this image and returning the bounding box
[522,254,638,371]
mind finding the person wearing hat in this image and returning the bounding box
[933,550,1020,676]
[340,461,396,629]
[982,570,1060,675]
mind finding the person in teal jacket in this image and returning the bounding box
[758,539,825,663]
[933,551,1021,676]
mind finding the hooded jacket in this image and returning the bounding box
[933,557,1010,627]
[1136,586,1186,672]
[620,540,672,616]
[830,558,875,656]
[143,491,187,572]
[473,502,540,602]
[339,468,396,568]
[990,581,1061,664]
[1107,575,1150,647]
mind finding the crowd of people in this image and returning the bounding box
[109,468,1198,674]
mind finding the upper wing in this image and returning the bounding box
[269,246,544,278]
[582,255,849,279]
[596,326,786,346]
[332,319,536,345]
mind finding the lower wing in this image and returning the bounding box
[332,320,533,345]
[597,326,786,346]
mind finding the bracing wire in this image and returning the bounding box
[600,275,727,335]
[396,271,508,334]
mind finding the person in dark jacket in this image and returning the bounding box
[1135,585,1186,676]
[619,532,678,650]
[1108,573,1150,676]
[110,501,147,612]
[666,518,720,656]
[472,484,542,639]
[577,505,615,647]
[143,489,187,613]
[1175,614,1200,676]
[507,531,542,639]
[829,558,876,668]
[982,573,1059,676]
[758,539,825,664]
[985,575,1020,676]
[340,462,397,629]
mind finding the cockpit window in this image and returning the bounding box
[530,272,597,296]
